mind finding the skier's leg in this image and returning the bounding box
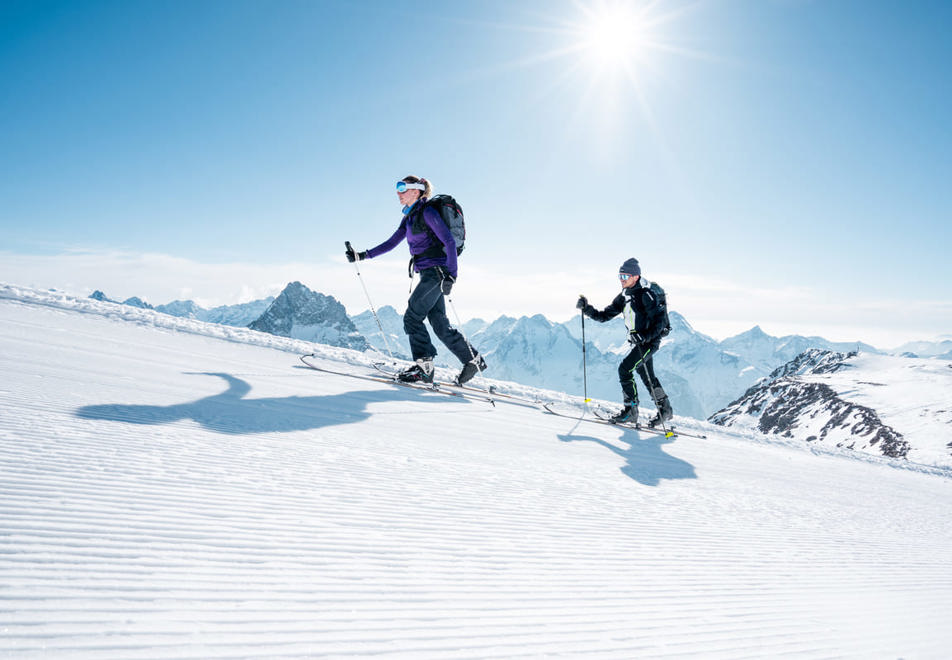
[634,351,661,392]
[403,269,442,361]
[635,351,673,425]
[609,347,644,423]
[427,294,477,365]
[617,348,642,404]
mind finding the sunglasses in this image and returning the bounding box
[396,181,426,193]
[619,273,635,281]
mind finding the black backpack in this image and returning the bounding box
[649,281,672,337]
[411,194,466,256]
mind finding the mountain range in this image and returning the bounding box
[90,282,950,420]
[91,289,275,326]
[709,348,952,466]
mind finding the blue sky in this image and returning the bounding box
[2,0,950,346]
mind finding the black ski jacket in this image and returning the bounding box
[581,278,668,348]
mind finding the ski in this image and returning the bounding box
[590,408,676,438]
[541,403,707,439]
[542,402,673,437]
[371,361,542,408]
[590,407,707,439]
[299,355,495,406]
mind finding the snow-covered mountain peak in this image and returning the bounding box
[668,310,695,334]
[121,296,153,309]
[734,324,769,340]
[155,299,204,318]
[766,347,856,379]
[892,338,952,358]
[88,289,153,309]
[711,349,951,465]
[249,281,368,351]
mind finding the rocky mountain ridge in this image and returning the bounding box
[248,281,368,351]
[709,349,952,465]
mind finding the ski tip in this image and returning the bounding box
[665,431,676,438]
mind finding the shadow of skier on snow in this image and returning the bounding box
[558,430,696,487]
[76,372,475,435]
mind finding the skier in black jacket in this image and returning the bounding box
[577,257,674,427]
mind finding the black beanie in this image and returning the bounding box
[620,258,641,277]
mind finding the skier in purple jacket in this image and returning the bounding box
[345,175,486,385]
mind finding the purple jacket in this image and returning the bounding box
[365,199,458,279]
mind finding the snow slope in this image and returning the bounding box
[2,285,952,659]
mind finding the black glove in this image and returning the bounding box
[441,274,455,295]
[576,295,588,310]
[345,245,367,263]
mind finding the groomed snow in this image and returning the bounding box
[2,285,951,658]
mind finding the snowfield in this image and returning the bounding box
[2,285,951,659]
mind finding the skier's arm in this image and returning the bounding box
[423,205,458,279]
[365,217,408,259]
[582,293,625,322]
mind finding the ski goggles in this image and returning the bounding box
[396,181,426,193]
[619,272,636,281]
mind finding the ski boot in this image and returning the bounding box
[456,354,487,386]
[398,358,435,384]
[647,388,673,428]
[610,401,638,425]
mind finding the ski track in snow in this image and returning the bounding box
[2,291,952,659]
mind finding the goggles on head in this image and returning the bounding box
[619,272,635,281]
[396,181,426,193]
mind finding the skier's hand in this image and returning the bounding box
[345,244,366,263]
[576,295,588,310]
[441,274,455,295]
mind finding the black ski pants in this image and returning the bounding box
[618,344,663,405]
[404,267,475,364]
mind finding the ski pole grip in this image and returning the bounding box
[345,240,353,251]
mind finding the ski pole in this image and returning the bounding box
[446,292,485,381]
[346,241,394,360]
[580,303,590,403]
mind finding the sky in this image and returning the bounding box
[1,0,950,348]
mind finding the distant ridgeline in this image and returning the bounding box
[89,282,950,423]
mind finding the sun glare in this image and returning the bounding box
[579,4,650,70]
[472,0,704,141]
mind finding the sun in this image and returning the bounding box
[463,0,704,137]
[578,3,652,71]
